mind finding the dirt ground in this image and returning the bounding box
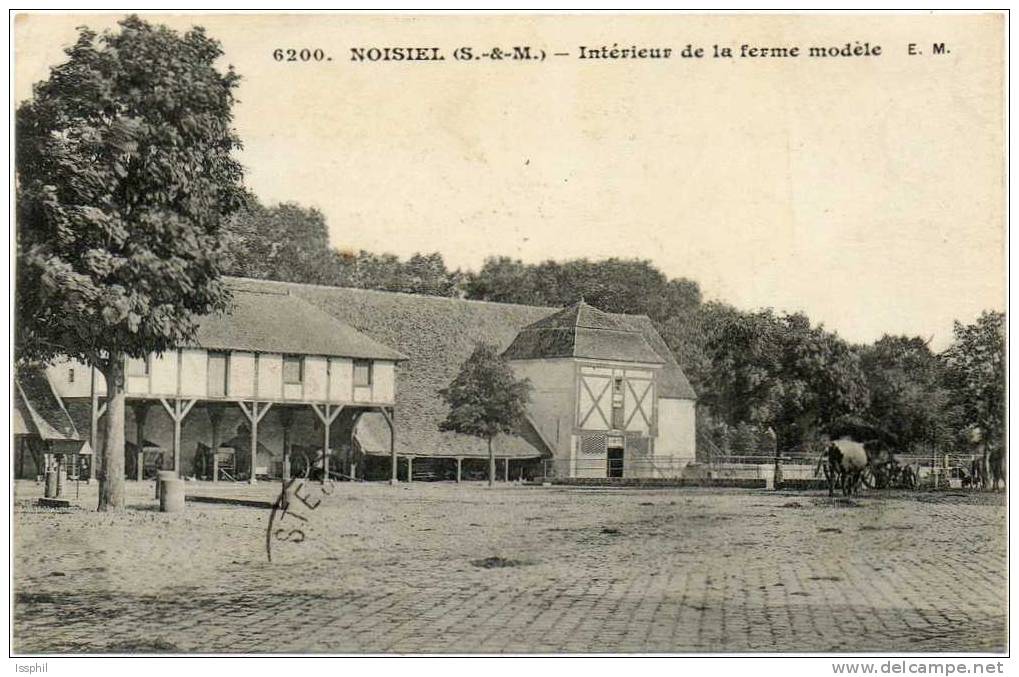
[12,479,1007,654]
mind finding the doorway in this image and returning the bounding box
[607,447,624,478]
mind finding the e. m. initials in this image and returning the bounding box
[908,42,950,56]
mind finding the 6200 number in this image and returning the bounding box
[273,48,329,62]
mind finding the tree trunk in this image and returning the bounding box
[98,357,127,511]
[488,437,495,488]
[982,438,990,490]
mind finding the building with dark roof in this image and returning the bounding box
[501,301,695,478]
[42,277,696,483]
[15,367,89,480]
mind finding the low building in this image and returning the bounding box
[40,277,696,482]
[15,367,89,480]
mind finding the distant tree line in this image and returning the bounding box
[221,195,464,296]
[223,198,1005,461]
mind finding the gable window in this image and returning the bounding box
[283,355,304,385]
[208,352,229,397]
[127,355,150,377]
[353,359,373,387]
[67,368,75,384]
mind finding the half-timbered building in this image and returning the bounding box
[503,300,696,478]
[39,277,696,483]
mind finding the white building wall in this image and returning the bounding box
[229,352,255,398]
[508,358,576,464]
[304,356,328,401]
[179,350,207,398]
[257,353,283,399]
[46,359,101,398]
[150,351,178,395]
[126,372,149,395]
[656,398,696,474]
[622,379,654,434]
[329,358,352,402]
[372,361,395,403]
[44,351,393,409]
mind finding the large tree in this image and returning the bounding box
[699,307,869,452]
[942,311,1006,472]
[16,16,244,510]
[438,343,532,486]
[858,335,956,453]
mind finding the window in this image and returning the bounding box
[612,378,624,403]
[208,352,228,397]
[283,355,304,384]
[127,356,150,377]
[67,368,75,384]
[611,378,625,429]
[353,359,373,387]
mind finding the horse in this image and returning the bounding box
[824,438,869,497]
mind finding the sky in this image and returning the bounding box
[13,13,1006,349]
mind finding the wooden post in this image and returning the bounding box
[767,427,781,491]
[391,414,397,484]
[248,403,256,483]
[406,456,413,483]
[456,457,462,483]
[208,405,224,483]
[323,406,331,482]
[310,404,342,484]
[160,399,196,478]
[55,452,64,497]
[174,412,182,475]
[132,403,149,482]
[504,458,510,482]
[349,412,363,482]
[278,407,295,481]
[378,407,397,485]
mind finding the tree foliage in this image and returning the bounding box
[697,307,869,451]
[438,343,532,486]
[858,335,957,453]
[16,15,243,366]
[16,16,244,510]
[220,196,464,296]
[439,343,532,441]
[942,311,1006,446]
[221,196,339,285]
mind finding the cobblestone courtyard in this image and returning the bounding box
[12,480,1007,654]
